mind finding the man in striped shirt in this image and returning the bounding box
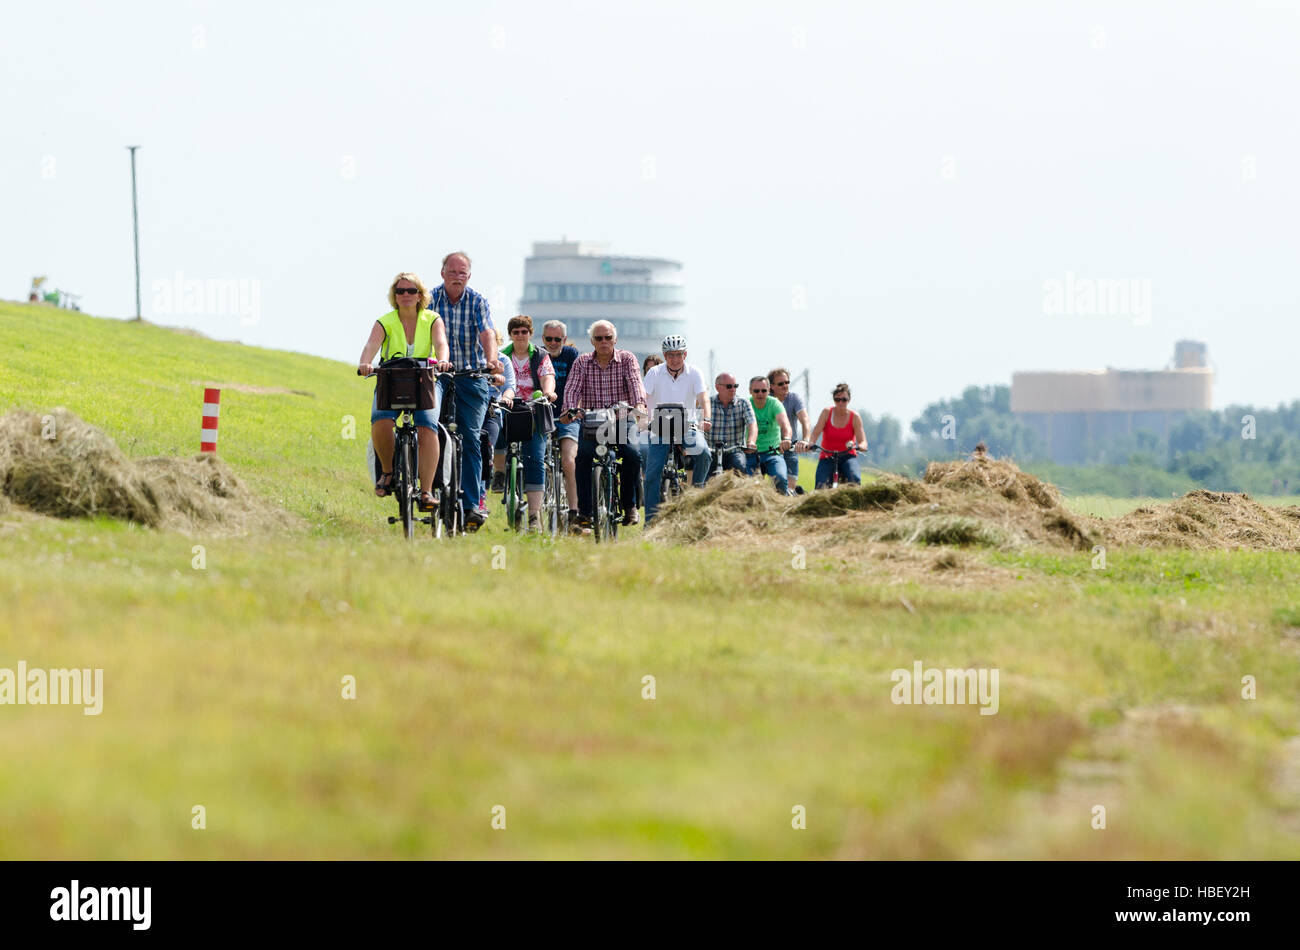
[428,251,501,527]
[560,320,647,531]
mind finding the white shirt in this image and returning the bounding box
[643,362,707,422]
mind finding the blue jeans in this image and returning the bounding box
[711,446,747,477]
[439,374,490,512]
[815,454,862,488]
[643,430,712,523]
[745,449,790,495]
[783,448,799,479]
[370,394,439,430]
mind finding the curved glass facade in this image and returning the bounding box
[523,283,685,304]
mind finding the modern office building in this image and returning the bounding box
[519,240,685,359]
[1011,341,1213,463]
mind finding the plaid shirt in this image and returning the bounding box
[561,349,647,413]
[427,285,493,370]
[708,394,756,448]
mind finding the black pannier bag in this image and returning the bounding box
[503,402,535,443]
[651,403,687,445]
[376,358,436,412]
[530,399,556,437]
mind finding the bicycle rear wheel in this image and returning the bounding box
[441,439,462,537]
[542,446,560,537]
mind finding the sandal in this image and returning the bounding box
[374,471,394,497]
[417,491,437,511]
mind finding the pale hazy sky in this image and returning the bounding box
[3,0,1297,426]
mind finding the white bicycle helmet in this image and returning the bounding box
[661,333,687,352]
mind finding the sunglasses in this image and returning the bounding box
[774,381,789,386]
[543,336,563,343]
[834,397,849,403]
[592,335,613,341]
[721,384,738,389]
[394,287,419,295]
[752,388,769,394]
[510,329,530,334]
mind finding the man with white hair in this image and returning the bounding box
[559,320,648,532]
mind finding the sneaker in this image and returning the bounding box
[622,507,640,526]
[490,471,506,494]
[466,507,488,531]
[527,513,540,533]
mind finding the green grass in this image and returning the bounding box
[3,302,1299,858]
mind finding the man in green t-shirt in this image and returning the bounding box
[745,376,792,495]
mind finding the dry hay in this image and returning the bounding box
[646,456,1095,553]
[0,408,290,534]
[646,470,795,544]
[923,452,1062,509]
[1104,490,1300,551]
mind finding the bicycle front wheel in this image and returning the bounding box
[398,438,416,540]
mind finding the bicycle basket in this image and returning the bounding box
[581,408,618,444]
[650,403,687,445]
[503,403,535,443]
[376,358,436,411]
[531,399,556,437]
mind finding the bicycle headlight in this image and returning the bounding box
[595,444,608,457]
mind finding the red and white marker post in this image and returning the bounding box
[201,388,221,452]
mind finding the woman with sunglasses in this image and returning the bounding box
[357,272,452,510]
[804,383,867,490]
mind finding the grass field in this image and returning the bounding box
[2,302,1299,858]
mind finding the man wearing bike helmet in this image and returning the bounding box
[641,333,712,524]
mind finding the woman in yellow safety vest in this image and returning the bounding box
[357,272,452,510]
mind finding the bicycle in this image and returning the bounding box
[540,424,567,537]
[804,441,863,490]
[499,400,532,532]
[649,403,696,508]
[708,442,752,481]
[436,367,494,535]
[360,358,443,540]
[570,401,640,543]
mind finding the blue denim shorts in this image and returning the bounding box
[370,393,439,429]
[554,419,580,444]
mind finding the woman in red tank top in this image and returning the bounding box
[805,383,867,489]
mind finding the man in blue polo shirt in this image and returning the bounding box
[428,250,502,529]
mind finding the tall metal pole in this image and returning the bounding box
[127,146,141,320]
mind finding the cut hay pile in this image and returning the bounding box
[646,455,1096,552]
[646,470,794,544]
[0,408,289,534]
[1104,490,1300,551]
[648,448,1300,556]
[923,453,1062,509]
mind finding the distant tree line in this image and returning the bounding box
[857,384,1300,496]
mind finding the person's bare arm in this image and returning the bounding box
[358,322,384,375]
[852,411,868,452]
[808,408,830,448]
[432,318,451,369]
[479,328,501,373]
[777,409,792,450]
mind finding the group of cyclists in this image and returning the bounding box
[358,256,867,536]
